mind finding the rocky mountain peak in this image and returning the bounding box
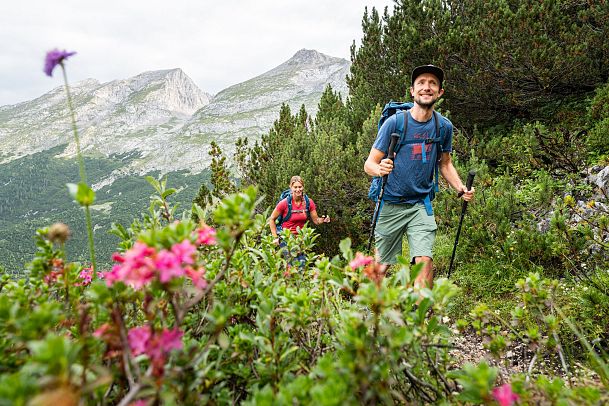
[286,49,343,66]
[118,68,212,115]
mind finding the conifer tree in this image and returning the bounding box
[192,141,235,219]
[346,6,390,134]
[208,141,236,198]
[443,0,609,126]
[347,0,609,132]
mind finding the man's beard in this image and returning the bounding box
[414,94,438,108]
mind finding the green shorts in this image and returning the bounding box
[375,202,437,264]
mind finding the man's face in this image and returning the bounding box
[410,73,444,108]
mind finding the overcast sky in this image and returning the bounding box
[0,0,394,106]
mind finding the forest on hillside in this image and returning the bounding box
[0,146,212,272]
[1,0,608,404]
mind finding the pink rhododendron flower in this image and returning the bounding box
[185,266,208,289]
[101,267,120,285]
[75,268,103,286]
[77,267,93,285]
[128,326,152,356]
[155,249,184,283]
[492,383,519,406]
[127,326,184,358]
[111,252,125,263]
[171,239,196,265]
[127,325,183,377]
[108,239,204,289]
[364,262,387,286]
[129,401,148,406]
[124,242,157,263]
[160,328,184,351]
[349,252,374,270]
[147,328,183,377]
[44,49,76,77]
[144,328,183,362]
[196,225,217,245]
[107,242,157,289]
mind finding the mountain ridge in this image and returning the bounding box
[0,49,349,185]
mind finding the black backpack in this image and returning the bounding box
[275,189,311,227]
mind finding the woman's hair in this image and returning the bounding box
[289,176,304,187]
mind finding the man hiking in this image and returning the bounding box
[364,64,474,290]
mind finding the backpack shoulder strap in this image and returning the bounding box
[284,194,293,222]
[433,111,442,148]
[304,195,312,221]
[431,111,443,201]
[393,110,409,155]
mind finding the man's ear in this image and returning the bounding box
[409,86,414,98]
[438,88,445,97]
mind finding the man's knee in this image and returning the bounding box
[412,256,433,266]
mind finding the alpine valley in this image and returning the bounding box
[0,49,350,271]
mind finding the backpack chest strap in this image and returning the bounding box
[400,137,442,145]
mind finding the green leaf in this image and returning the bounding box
[339,238,352,261]
[162,188,177,199]
[145,175,161,193]
[67,182,95,206]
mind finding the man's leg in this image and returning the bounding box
[406,204,437,290]
[375,203,410,265]
[413,256,434,289]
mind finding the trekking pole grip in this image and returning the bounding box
[382,133,400,184]
[457,170,476,197]
[466,170,475,190]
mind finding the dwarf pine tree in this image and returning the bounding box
[308,86,371,251]
[193,141,236,219]
[348,0,609,132]
[441,0,609,127]
[346,6,391,134]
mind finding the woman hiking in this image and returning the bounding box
[269,176,331,240]
[268,176,331,267]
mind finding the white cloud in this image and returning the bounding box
[0,0,393,106]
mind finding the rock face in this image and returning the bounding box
[0,49,350,189]
[592,165,609,192]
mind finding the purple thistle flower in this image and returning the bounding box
[44,49,77,77]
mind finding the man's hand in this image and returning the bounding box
[378,158,394,177]
[459,186,475,202]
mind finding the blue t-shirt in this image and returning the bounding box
[372,110,453,203]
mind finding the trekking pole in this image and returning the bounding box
[367,133,400,254]
[447,170,476,278]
